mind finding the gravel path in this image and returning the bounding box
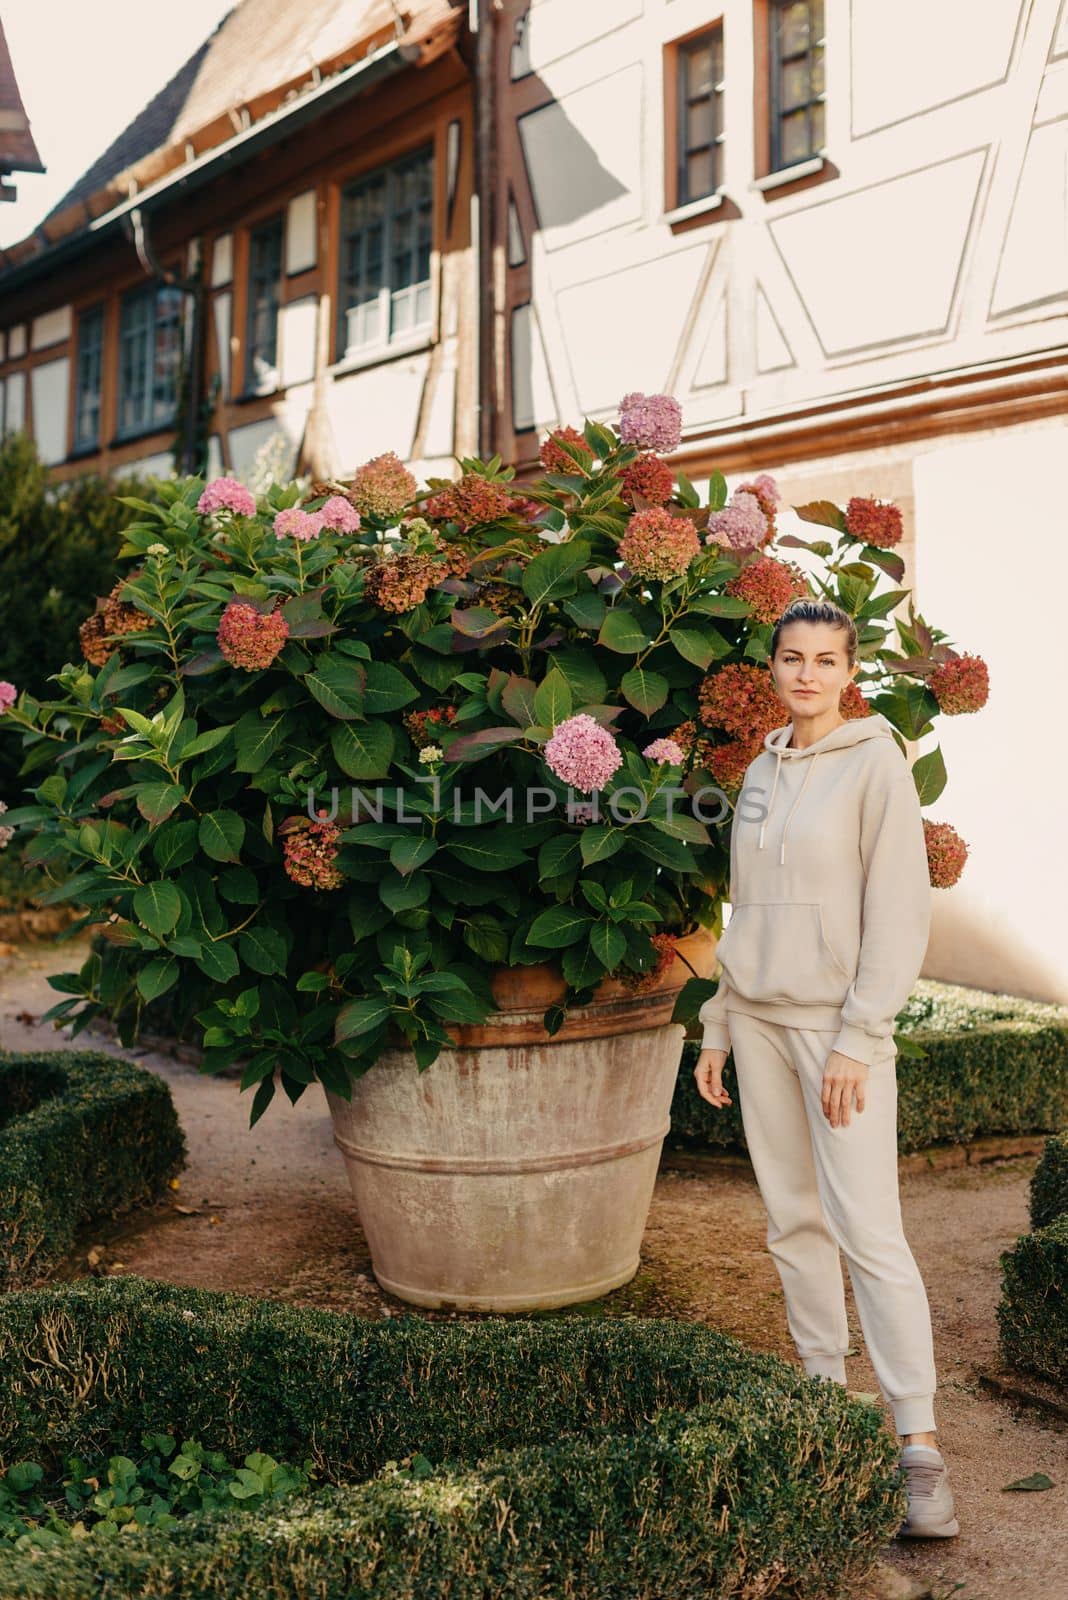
[2,934,1065,1600]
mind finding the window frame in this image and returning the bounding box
[115,280,184,442]
[675,26,726,209]
[334,141,435,367]
[768,0,826,174]
[244,211,285,396]
[73,303,105,453]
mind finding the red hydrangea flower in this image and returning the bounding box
[698,662,783,741]
[539,425,593,475]
[929,653,989,715]
[725,556,809,624]
[282,817,345,890]
[845,496,903,548]
[923,820,968,888]
[423,473,513,531]
[217,601,289,670]
[618,507,701,581]
[620,453,675,509]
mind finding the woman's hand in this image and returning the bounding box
[694,1047,732,1109]
[822,1050,868,1127]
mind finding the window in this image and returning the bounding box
[73,305,104,451]
[117,283,184,438]
[769,1,825,171]
[676,28,725,206]
[245,214,284,393]
[337,144,433,361]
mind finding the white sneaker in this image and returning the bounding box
[897,1444,960,1538]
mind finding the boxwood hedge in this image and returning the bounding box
[997,1129,1068,1389]
[0,1275,908,1599]
[672,980,1068,1157]
[0,1051,186,1290]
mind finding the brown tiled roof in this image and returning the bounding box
[0,15,45,174]
[8,0,461,253]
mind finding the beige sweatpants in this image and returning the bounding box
[727,1008,938,1436]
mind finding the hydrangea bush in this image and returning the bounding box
[0,395,987,1122]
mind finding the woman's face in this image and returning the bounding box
[772,622,858,718]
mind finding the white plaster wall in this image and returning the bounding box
[913,420,1068,1003]
[30,358,70,465]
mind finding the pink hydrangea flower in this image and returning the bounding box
[197,476,257,517]
[545,713,623,794]
[618,392,683,453]
[705,490,768,551]
[349,451,418,522]
[217,601,289,670]
[283,817,345,890]
[643,737,686,765]
[0,681,17,714]
[317,496,362,534]
[274,507,325,542]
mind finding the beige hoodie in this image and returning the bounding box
[697,711,931,1067]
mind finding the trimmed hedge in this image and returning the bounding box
[0,1275,907,1599]
[673,979,1068,1156]
[1030,1128,1068,1230]
[997,1130,1068,1389]
[0,1052,186,1290]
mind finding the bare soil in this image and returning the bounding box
[2,934,1065,1600]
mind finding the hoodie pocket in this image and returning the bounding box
[717,901,852,1007]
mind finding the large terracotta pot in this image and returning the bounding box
[323,927,716,1312]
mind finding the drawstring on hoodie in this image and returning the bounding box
[756,744,823,865]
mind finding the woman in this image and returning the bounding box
[694,596,959,1540]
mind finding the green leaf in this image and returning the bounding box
[195,940,240,983]
[597,609,651,654]
[707,470,728,511]
[563,591,606,631]
[668,626,719,669]
[448,834,530,871]
[180,724,235,759]
[632,828,695,871]
[526,904,594,948]
[795,499,848,534]
[910,746,946,805]
[331,720,395,780]
[137,957,179,1002]
[335,995,394,1043]
[390,834,438,874]
[305,660,367,720]
[132,882,182,938]
[152,819,200,872]
[462,913,510,963]
[650,812,712,845]
[136,783,185,825]
[234,711,294,773]
[217,865,259,904]
[533,669,574,729]
[538,834,581,880]
[521,541,592,606]
[580,825,626,865]
[590,921,627,968]
[199,811,245,863]
[362,661,419,714]
[238,927,288,976]
[501,672,538,726]
[620,666,669,715]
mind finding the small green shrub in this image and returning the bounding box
[0,1051,186,1289]
[997,1128,1068,1388]
[0,1434,317,1549]
[0,1274,907,1600]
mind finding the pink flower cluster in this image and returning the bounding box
[929,653,989,715]
[349,451,418,522]
[274,507,325,542]
[0,681,17,714]
[618,507,701,582]
[319,495,362,533]
[545,713,623,793]
[643,737,686,765]
[923,819,968,889]
[197,476,257,517]
[618,392,683,453]
[706,490,768,552]
[217,601,289,671]
[423,472,514,530]
[283,817,345,891]
[725,556,809,624]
